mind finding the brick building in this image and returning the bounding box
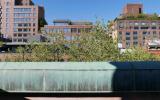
[42,19,93,43]
[0,0,45,42]
[112,4,160,49]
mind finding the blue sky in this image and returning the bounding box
[33,0,160,24]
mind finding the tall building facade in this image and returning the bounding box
[0,0,45,42]
[42,20,93,43]
[112,4,160,49]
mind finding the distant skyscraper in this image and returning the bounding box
[0,0,45,42]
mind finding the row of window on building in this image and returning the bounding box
[13,38,28,42]
[13,33,28,37]
[118,22,160,29]
[119,21,160,26]
[14,13,36,17]
[45,28,91,33]
[14,8,33,12]
[14,18,37,22]
[14,28,36,32]
[118,31,160,47]
[118,32,160,42]
[49,35,80,42]
[14,23,36,27]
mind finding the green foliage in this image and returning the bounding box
[0,41,3,47]
[38,18,48,30]
[15,46,26,61]
[120,13,160,20]
[119,47,157,61]
[68,21,119,61]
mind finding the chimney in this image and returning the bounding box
[123,4,143,16]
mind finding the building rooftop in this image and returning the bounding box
[53,19,93,25]
[116,3,160,21]
[53,19,72,24]
[116,13,160,20]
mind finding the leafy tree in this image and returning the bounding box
[68,21,119,61]
[15,46,26,61]
[38,18,48,31]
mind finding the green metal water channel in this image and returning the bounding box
[0,62,160,93]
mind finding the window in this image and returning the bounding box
[134,27,139,30]
[126,42,130,48]
[13,39,17,42]
[141,27,149,29]
[133,31,138,35]
[18,34,22,37]
[153,31,157,38]
[126,37,130,40]
[24,24,28,27]
[71,28,77,33]
[119,31,122,35]
[18,24,22,27]
[14,34,17,37]
[152,27,157,29]
[6,8,9,12]
[133,37,138,40]
[18,29,22,32]
[23,34,27,37]
[152,22,156,26]
[64,28,71,33]
[24,29,28,32]
[126,32,130,35]
[119,22,124,29]
[143,32,147,35]
[23,39,27,42]
[6,13,9,17]
[14,8,31,12]
[143,32,147,40]
[6,2,9,6]
[139,8,142,14]
[133,41,138,45]
[33,29,35,32]
[135,23,139,26]
[18,39,22,42]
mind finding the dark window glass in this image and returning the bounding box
[14,34,17,37]
[133,31,138,35]
[126,32,130,35]
[133,37,138,40]
[152,27,157,29]
[23,34,27,37]
[141,27,149,29]
[18,34,22,37]
[23,39,27,42]
[134,27,139,29]
[126,37,130,40]
[139,8,142,14]
[18,39,22,42]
